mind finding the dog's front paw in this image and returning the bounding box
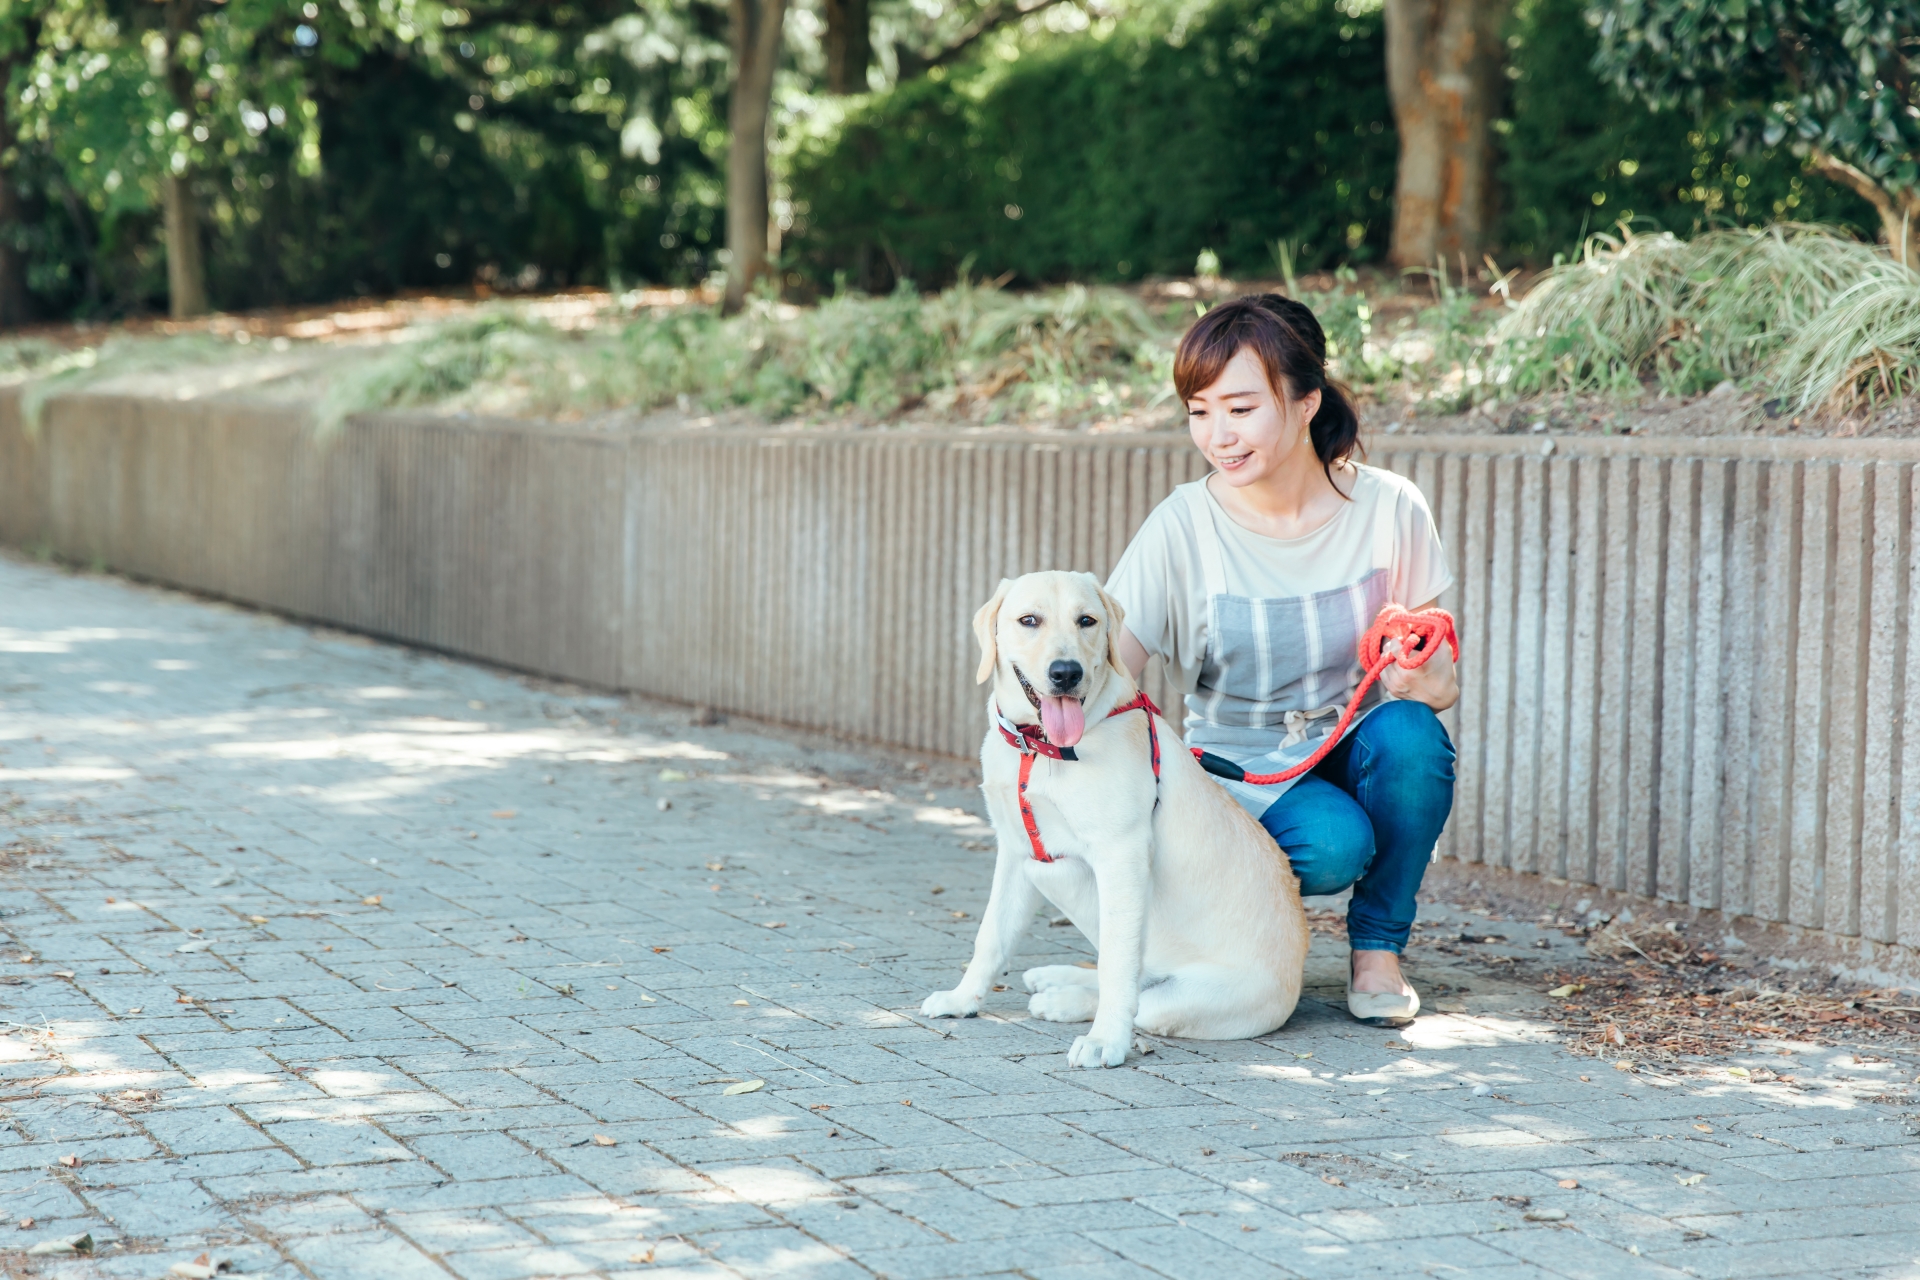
[1068,1026,1131,1069]
[920,988,982,1019]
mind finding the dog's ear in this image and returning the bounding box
[973,579,1013,685]
[1096,582,1131,679]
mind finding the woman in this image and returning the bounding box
[1105,295,1457,1027]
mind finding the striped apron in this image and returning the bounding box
[1181,483,1392,818]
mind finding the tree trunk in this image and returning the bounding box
[724,0,787,314]
[1384,0,1508,270]
[1809,148,1920,272]
[163,173,208,318]
[162,0,209,318]
[824,0,870,95]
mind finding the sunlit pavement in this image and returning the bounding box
[2,553,1919,1280]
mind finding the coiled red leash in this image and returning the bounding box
[1193,605,1458,787]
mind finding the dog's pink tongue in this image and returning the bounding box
[1040,696,1085,747]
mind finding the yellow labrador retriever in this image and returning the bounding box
[921,570,1308,1067]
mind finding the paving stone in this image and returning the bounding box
[5,553,1919,1279]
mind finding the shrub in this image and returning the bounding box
[786,0,1396,289]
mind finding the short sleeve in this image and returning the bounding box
[1393,482,1453,606]
[1104,501,1181,662]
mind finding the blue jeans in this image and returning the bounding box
[1256,699,1456,954]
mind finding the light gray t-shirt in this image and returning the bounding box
[1105,465,1452,810]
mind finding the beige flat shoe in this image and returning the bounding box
[1347,956,1419,1027]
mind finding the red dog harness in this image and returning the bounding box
[994,691,1162,863]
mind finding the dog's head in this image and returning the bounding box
[973,570,1132,748]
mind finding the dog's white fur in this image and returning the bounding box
[920,570,1309,1068]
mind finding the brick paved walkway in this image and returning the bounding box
[3,553,1919,1280]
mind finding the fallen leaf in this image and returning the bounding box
[554,983,574,996]
[593,1134,617,1147]
[125,1006,142,1014]
[810,1104,832,1110]
[362,895,382,906]
[606,984,619,991]
[248,915,268,925]
[651,946,671,953]
[950,910,970,919]
[723,1079,765,1095]
[17,1217,33,1229]
[26,1232,92,1255]
[760,921,787,929]
[1241,1224,1258,1231]
[1727,1067,1750,1077]
[57,1154,80,1168]
[1321,1174,1344,1187]
[705,862,726,872]
[170,1252,221,1279]
[1199,1147,1215,1156]
[658,769,688,782]
[1693,1124,1713,1133]
[732,999,750,1007]
[51,970,74,979]
[1293,1052,1313,1059]
[1385,1040,1413,1051]
[492,810,516,819]
[629,1250,655,1265]
[175,939,213,953]
[1676,1173,1705,1186]
[1547,983,1582,998]
[1557,1178,1579,1189]
[900,1099,912,1106]
[1523,1208,1568,1222]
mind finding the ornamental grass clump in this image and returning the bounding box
[1486,224,1906,399]
[1772,271,1920,410]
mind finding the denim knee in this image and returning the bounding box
[1355,699,1451,760]
[1258,777,1376,898]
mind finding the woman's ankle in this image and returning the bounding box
[1349,947,1412,994]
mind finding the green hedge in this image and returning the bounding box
[786,0,1396,287]
[789,0,1880,287]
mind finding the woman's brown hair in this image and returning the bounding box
[1173,294,1363,493]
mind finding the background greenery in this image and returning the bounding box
[0,0,1888,321]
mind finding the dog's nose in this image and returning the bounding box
[1047,660,1084,692]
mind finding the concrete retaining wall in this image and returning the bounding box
[6,390,1920,954]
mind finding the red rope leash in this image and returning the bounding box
[1192,605,1458,787]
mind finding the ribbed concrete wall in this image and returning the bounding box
[5,391,1920,952]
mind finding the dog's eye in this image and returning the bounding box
[1017,614,1040,628]
[1077,615,1098,629]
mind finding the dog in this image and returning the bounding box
[920,570,1309,1067]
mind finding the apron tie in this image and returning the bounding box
[1279,704,1344,749]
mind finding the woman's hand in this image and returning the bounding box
[1378,600,1458,712]
[1381,646,1457,711]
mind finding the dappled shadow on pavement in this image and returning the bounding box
[3,554,1919,1280]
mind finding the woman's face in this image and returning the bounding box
[1185,346,1321,488]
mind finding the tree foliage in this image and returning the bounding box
[1589,0,1920,252]
[1503,0,1875,259]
